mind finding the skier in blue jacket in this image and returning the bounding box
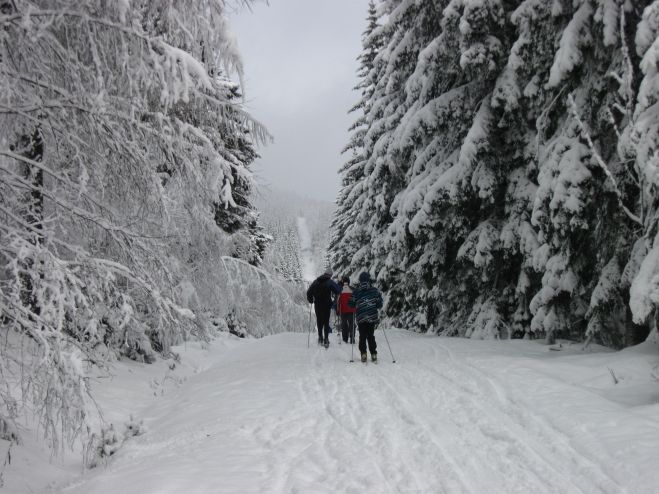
[349,272,383,362]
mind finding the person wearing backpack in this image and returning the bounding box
[306,268,341,348]
[349,272,383,362]
[336,276,356,344]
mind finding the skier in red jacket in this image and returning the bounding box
[336,276,356,344]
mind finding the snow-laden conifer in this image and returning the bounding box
[331,0,383,277]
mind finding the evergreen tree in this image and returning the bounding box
[624,1,659,344]
[330,0,382,275]
[341,0,446,282]
[262,221,303,283]
[378,0,516,333]
[209,78,270,267]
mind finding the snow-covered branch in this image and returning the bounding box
[0,0,271,457]
[567,93,642,226]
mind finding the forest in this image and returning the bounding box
[1,0,659,486]
[331,0,659,349]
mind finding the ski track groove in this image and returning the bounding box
[310,337,585,494]
[317,343,446,493]
[362,371,473,494]
[309,346,402,494]
[335,375,433,493]
[425,350,602,494]
[303,349,397,493]
[302,333,625,494]
[380,358,561,493]
[401,359,573,494]
[432,342,625,494]
[311,343,473,493]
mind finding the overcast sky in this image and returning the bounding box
[229,0,370,202]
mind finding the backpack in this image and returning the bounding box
[307,275,335,308]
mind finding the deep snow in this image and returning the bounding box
[4,331,659,494]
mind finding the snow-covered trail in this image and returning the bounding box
[296,216,316,282]
[53,332,659,494]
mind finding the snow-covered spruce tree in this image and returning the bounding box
[205,77,270,267]
[520,0,649,347]
[344,0,447,285]
[263,221,303,283]
[330,0,382,276]
[371,0,470,331]
[282,226,304,283]
[0,0,265,452]
[338,0,402,276]
[618,1,659,342]
[374,0,518,335]
[449,0,659,348]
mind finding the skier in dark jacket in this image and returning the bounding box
[306,268,341,348]
[349,272,383,362]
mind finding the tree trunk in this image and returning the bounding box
[18,127,44,316]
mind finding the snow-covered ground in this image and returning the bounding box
[4,331,659,494]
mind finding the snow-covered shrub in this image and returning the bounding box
[84,425,119,469]
[585,255,627,348]
[169,252,308,340]
[84,417,144,468]
[218,257,308,338]
[124,415,145,439]
[0,418,19,444]
[464,297,509,340]
[202,312,230,337]
[262,222,304,283]
[226,309,248,338]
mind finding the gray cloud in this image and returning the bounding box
[230,0,369,202]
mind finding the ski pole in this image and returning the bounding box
[381,324,396,363]
[307,303,313,348]
[350,313,355,363]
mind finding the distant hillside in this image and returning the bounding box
[254,187,335,282]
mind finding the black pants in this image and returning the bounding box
[358,321,377,355]
[315,307,331,342]
[341,313,355,343]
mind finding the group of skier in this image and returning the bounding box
[306,268,383,363]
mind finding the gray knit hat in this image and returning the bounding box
[324,267,333,276]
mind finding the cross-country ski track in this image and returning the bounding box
[20,330,659,494]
